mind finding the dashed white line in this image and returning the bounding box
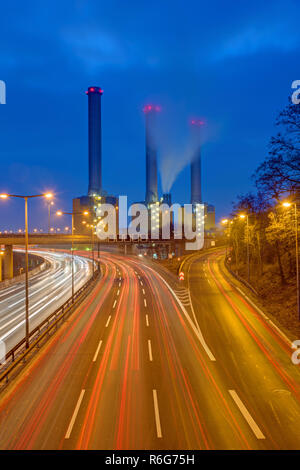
[140,281,143,286]
[93,340,103,362]
[65,389,85,439]
[105,315,111,327]
[142,289,145,295]
[117,289,120,296]
[148,339,153,361]
[145,314,149,327]
[229,390,265,439]
[144,298,147,307]
[113,300,117,308]
[119,282,121,287]
[152,390,162,438]
[147,266,216,361]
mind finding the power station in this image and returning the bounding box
[87,87,103,196]
[73,87,117,234]
[144,104,160,205]
[73,86,215,241]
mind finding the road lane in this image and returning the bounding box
[0,250,93,352]
[183,250,300,449]
[1,251,300,449]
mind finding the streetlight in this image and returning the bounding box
[86,224,96,276]
[56,210,89,302]
[239,213,250,282]
[0,250,4,282]
[0,192,53,348]
[47,200,54,234]
[221,218,229,257]
[282,201,299,320]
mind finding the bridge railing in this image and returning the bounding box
[0,266,101,388]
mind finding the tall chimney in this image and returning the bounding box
[86,86,103,196]
[144,104,160,204]
[190,119,204,204]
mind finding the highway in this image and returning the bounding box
[0,250,93,353]
[0,250,300,449]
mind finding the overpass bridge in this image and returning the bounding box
[0,233,188,281]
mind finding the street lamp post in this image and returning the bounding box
[56,210,89,302]
[239,214,250,283]
[0,192,53,348]
[221,219,229,258]
[87,224,96,276]
[282,201,299,320]
[47,200,54,234]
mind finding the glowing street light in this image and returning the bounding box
[239,213,250,282]
[221,218,230,257]
[282,200,299,320]
[0,192,53,348]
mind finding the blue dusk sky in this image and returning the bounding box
[0,0,299,230]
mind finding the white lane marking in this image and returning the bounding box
[144,298,147,307]
[142,289,145,295]
[140,281,143,286]
[152,390,162,438]
[148,339,153,361]
[146,314,149,327]
[65,389,85,439]
[229,390,265,439]
[113,300,117,308]
[117,289,120,296]
[119,282,121,287]
[93,340,103,362]
[105,315,111,327]
[146,267,216,362]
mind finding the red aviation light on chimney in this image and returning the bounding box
[190,118,205,126]
[143,104,162,113]
[86,86,103,95]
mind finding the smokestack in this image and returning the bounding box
[190,119,204,205]
[162,193,172,206]
[144,104,160,205]
[86,86,103,196]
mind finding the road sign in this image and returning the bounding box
[179,271,184,281]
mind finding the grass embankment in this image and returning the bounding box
[229,260,299,338]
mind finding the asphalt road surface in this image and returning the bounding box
[0,250,300,449]
[0,250,93,352]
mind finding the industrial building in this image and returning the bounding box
[73,86,215,243]
[73,87,118,235]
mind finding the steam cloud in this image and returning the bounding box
[157,119,213,193]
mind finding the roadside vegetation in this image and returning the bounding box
[226,98,300,334]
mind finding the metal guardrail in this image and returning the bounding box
[0,267,101,386]
[224,258,259,296]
